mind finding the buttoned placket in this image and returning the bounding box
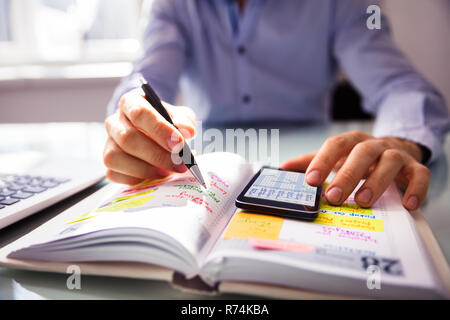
[223,0,263,119]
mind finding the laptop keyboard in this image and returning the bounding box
[0,174,70,209]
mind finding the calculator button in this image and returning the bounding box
[15,177,31,185]
[40,181,59,188]
[7,184,24,191]
[0,190,15,197]
[22,186,47,193]
[0,198,20,205]
[51,178,70,184]
[11,192,33,199]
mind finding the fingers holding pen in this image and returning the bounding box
[105,111,187,173]
[119,90,186,154]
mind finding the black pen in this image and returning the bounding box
[139,76,207,189]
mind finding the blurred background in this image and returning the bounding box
[0,0,449,123]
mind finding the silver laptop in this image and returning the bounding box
[0,151,105,229]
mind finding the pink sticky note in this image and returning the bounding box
[249,238,315,253]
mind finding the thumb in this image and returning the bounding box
[280,152,316,172]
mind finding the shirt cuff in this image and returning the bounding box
[372,91,443,164]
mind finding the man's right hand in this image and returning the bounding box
[103,89,197,185]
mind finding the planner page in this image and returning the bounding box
[204,181,442,296]
[10,153,255,269]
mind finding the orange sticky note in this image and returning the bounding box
[249,238,315,253]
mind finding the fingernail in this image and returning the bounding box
[326,187,342,203]
[407,196,419,210]
[167,135,183,153]
[173,163,187,173]
[306,170,321,185]
[357,188,372,204]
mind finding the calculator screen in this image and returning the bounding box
[244,168,318,207]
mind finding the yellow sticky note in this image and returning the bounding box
[65,194,156,224]
[96,195,155,212]
[224,211,284,240]
[313,212,384,232]
[320,201,373,215]
[313,212,338,226]
[338,216,384,232]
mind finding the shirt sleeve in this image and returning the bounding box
[106,0,187,116]
[332,0,450,163]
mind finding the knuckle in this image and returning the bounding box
[377,139,391,150]
[382,149,404,163]
[415,163,431,177]
[350,130,367,141]
[128,106,145,124]
[153,118,170,136]
[103,145,118,168]
[372,174,390,188]
[354,141,379,158]
[119,94,129,110]
[105,169,116,182]
[337,167,358,185]
[117,128,135,148]
[326,135,347,150]
[149,149,170,168]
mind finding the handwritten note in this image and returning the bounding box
[223,211,284,240]
[316,226,378,243]
[320,201,372,215]
[65,168,235,227]
[313,212,384,232]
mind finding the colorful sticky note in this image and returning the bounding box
[96,195,155,212]
[313,212,384,232]
[112,189,155,203]
[320,201,372,215]
[223,211,284,240]
[121,176,172,194]
[65,195,156,225]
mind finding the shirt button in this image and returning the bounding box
[242,95,251,104]
[237,46,246,55]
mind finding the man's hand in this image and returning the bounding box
[103,89,197,185]
[281,131,430,211]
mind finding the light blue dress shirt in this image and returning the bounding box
[108,0,449,163]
